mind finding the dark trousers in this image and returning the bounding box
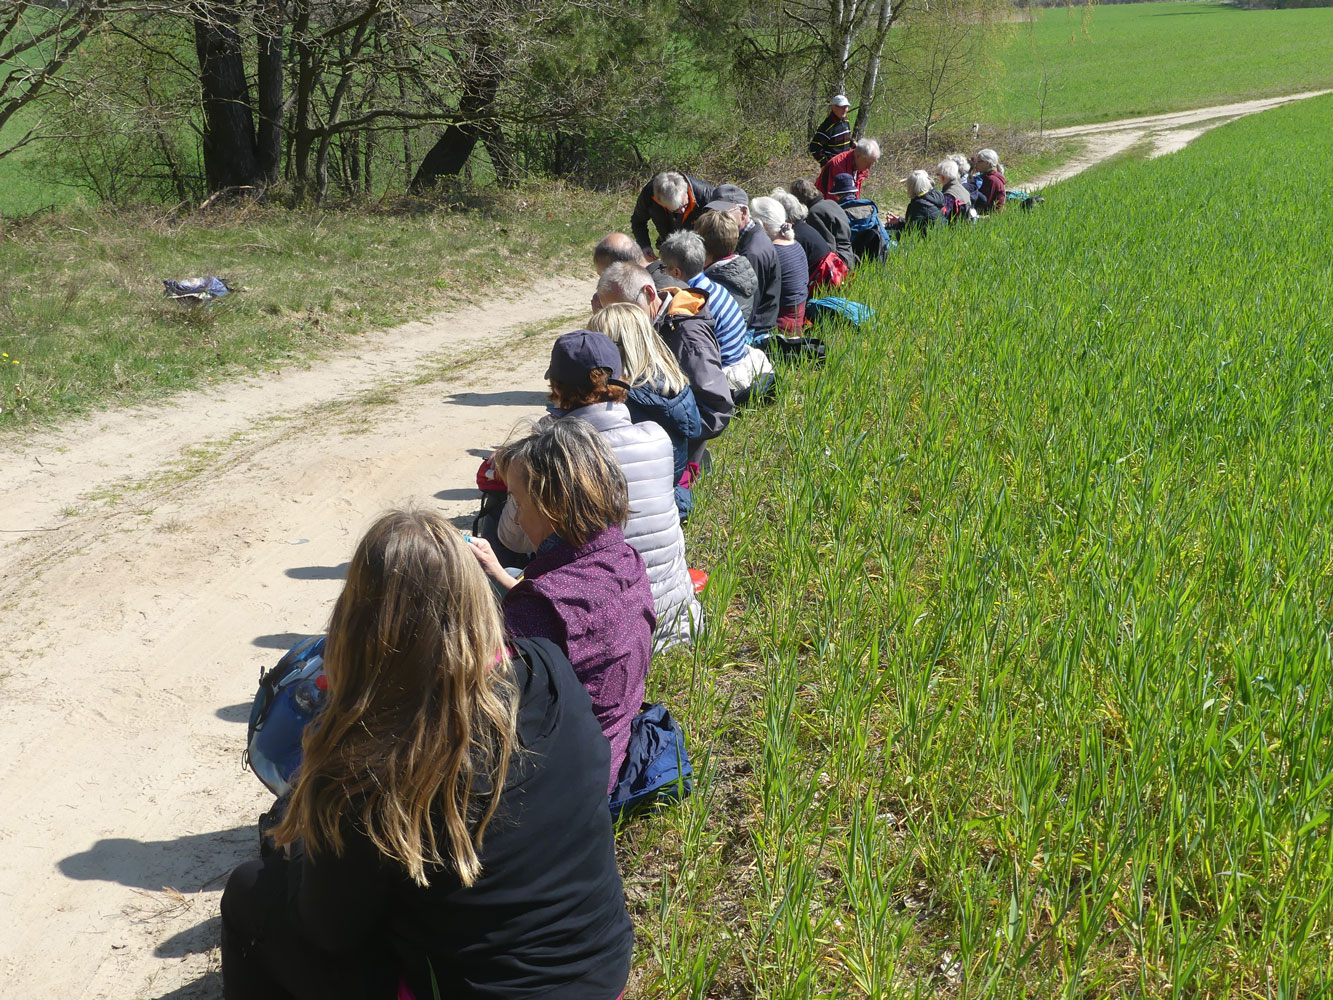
[221,857,395,1000]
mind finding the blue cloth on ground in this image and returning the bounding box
[163,276,231,301]
[609,702,693,820]
[805,297,876,327]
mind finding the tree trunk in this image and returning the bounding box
[193,1,262,192]
[480,122,518,186]
[255,0,285,185]
[852,0,894,139]
[410,32,501,191]
[289,0,315,195]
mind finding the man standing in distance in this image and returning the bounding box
[808,95,854,166]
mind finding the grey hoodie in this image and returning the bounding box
[704,254,758,327]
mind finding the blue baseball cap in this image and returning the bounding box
[546,330,626,386]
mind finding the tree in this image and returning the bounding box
[884,0,1002,151]
[0,2,105,159]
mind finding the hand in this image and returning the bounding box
[641,249,658,264]
[464,535,518,590]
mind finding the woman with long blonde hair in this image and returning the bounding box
[221,508,632,1000]
[587,303,700,521]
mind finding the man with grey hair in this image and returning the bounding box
[815,136,881,199]
[629,169,718,263]
[597,261,732,462]
[591,233,675,310]
[658,232,749,372]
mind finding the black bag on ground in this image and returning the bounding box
[762,335,827,364]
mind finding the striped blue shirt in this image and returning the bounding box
[688,272,748,368]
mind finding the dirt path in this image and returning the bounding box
[1023,89,1330,189]
[1,89,1328,999]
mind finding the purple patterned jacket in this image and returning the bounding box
[502,525,656,793]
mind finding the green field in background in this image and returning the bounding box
[988,1,1333,128]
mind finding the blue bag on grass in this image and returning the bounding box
[805,296,876,328]
[246,635,328,797]
[609,703,693,821]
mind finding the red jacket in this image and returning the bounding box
[978,170,1007,213]
[815,148,869,198]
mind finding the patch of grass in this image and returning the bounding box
[0,183,622,430]
[989,1,1333,128]
[627,93,1333,995]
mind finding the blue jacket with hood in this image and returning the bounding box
[625,376,702,520]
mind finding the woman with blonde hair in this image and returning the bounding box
[588,302,701,520]
[221,508,633,1000]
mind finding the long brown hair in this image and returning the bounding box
[272,508,518,887]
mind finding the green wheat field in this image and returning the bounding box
[626,92,1333,998]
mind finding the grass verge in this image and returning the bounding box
[624,92,1333,996]
[0,183,621,431]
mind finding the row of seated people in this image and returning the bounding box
[215,147,1017,1000]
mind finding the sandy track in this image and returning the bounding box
[1024,89,1330,189]
[0,280,587,998]
[2,88,1329,999]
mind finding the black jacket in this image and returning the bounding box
[630,173,717,253]
[806,199,855,267]
[905,189,948,234]
[792,219,833,273]
[736,222,781,336]
[293,638,633,1000]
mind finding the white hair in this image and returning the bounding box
[651,171,688,211]
[976,148,1000,168]
[950,153,971,175]
[769,188,807,223]
[936,159,959,182]
[855,138,881,160]
[904,169,933,199]
[748,196,786,238]
[597,261,653,305]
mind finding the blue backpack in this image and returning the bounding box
[840,198,890,243]
[246,636,328,797]
[609,703,693,821]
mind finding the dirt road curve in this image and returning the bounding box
[1024,89,1330,189]
[1,90,1327,999]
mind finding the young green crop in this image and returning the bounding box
[625,94,1333,997]
[987,1,1333,128]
